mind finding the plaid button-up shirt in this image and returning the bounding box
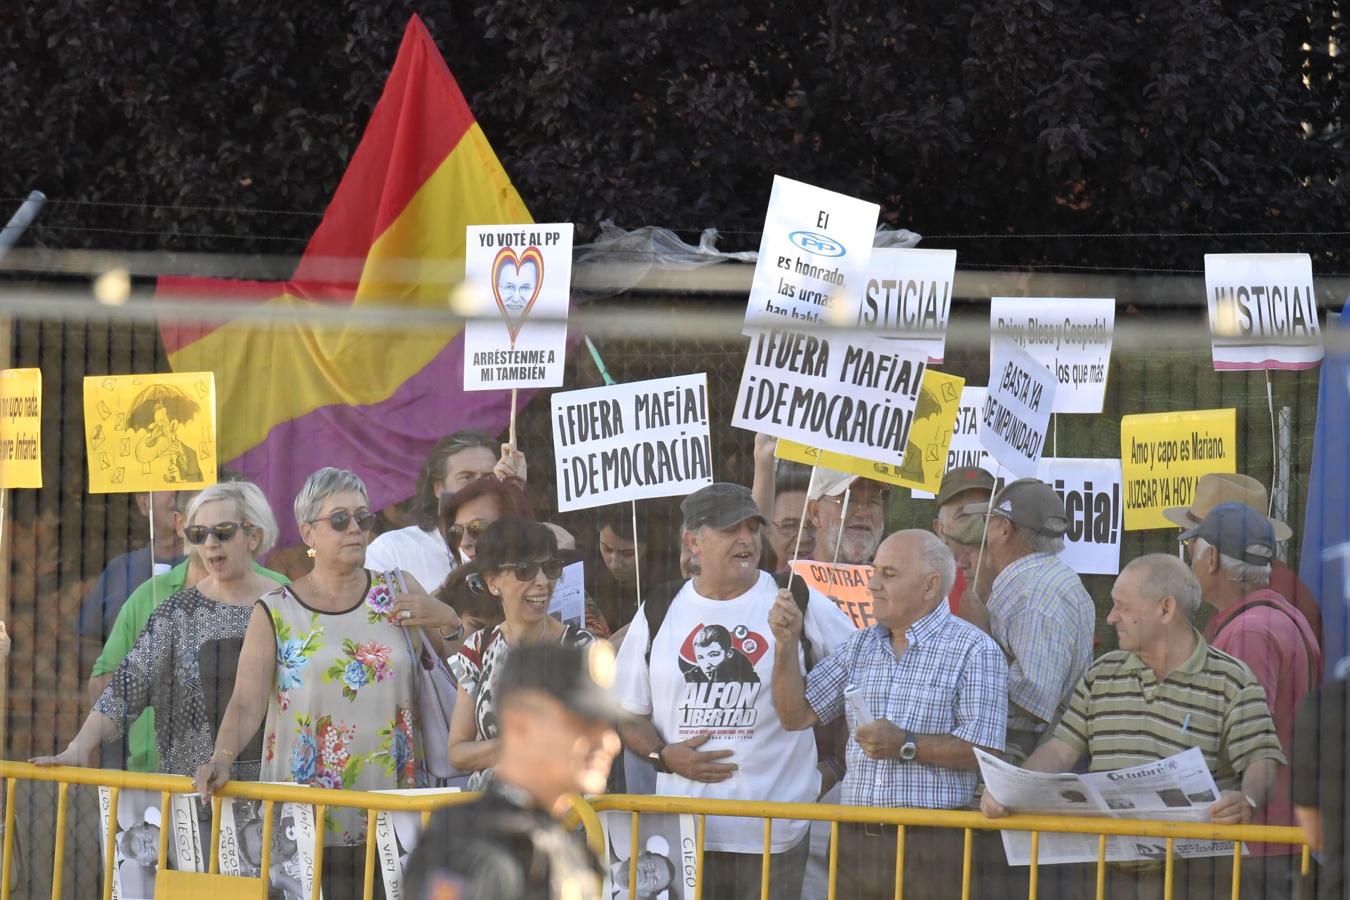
[988,552,1096,733]
[804,603,1008,809]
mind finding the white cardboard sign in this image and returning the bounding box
[1035,457,1124,575]
[552,373,713,512]
[463,223,573,390]
[733,327,928,469]
[979,340,1056,478]
[989,297,1115,414]
[857,248,957,363]
[744,176,879,330]
[549,561,586,627]
[912,386,994,499]
[1204,253,1322,371]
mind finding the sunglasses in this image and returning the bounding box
[447,519,492,542]
[499,559,565,582]
[184,522,250,545]
[308,510,377,533]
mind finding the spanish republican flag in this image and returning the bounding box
[156,16,531,545]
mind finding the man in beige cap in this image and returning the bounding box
[932,465,996,624]
[1163,472,1322,646]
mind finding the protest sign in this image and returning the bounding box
[734,328,927,469]
[0,367,42,488]
[789,560,875,629]
[1204,253,1322,371]
[775,369,964,492]
[857,248,957,363]
[552,373,713,512]
[989,297,1115,413]
[978,341,1056,478]
[373,788,460,898]
[1037,458,1124,575]
[82,373,217,493]
[463,223,573,390]
[744,176,879,330]
[912,386,994,500]
[1120,409,1236,530]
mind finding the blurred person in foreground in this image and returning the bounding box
[946,478,1095,762]
[36,481,282,779]
[1184,502,1320,893]
[447,518,595,787]
[195,467,460,900]
[615,482,853,900]
[982,554,1284,900]
[1293,674,1350,900]
[771,530,1007,900]
[403,641,620,900]
[365,430,508,591]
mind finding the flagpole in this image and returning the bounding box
[1264,371,1278,518]
[970,464,1002,600]
[148,492,158,609]
[631,501,642,606]
[509,388,518,448]
[831,486,851,565]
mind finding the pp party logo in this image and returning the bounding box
[490,245,545,344]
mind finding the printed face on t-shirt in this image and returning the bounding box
[694,637,728,679]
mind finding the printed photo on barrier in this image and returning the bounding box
[0,367,41,488]
[989,296,1115,414]
[602,810,696,900]
[744,175,879,330]
[775,369,964,493]
[978,340,1056,478]
[463,223,573,390]
[1204,252,1322,371]
[217,796,319,900]
[97,787,165,900]
[788,560,875,629]
[734,328,927,469]
[1120,409,1236,530]
[373,788,460,899]
[82,372,217,493]
[856,247,957,363]
[552,373,713,512]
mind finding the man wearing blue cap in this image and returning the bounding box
[1184,501,1321,896]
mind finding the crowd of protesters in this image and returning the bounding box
[29,422,1348,900]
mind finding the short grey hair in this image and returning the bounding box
[185,481,279,557]
[1013,523,1065,556]
[1124,553,1202,620]
[293,467,369,528]
[1193,537,1271,589]
[907,529,956,599]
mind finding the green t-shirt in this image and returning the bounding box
[91,560,288,772]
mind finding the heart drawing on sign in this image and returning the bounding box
[490,245,545,345]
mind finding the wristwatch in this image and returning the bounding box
[648,743,670,774]
[899,730,918,762]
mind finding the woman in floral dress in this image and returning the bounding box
[195,467,462,899]
[446,517,594,786]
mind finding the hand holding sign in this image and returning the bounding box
[767,589,804,645]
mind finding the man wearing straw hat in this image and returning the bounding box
[1163,471,1323,646]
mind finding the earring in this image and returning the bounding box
[305,547,316,559]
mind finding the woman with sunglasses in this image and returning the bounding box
[437,475,530,567]
[34,481,281,778]
[446,517,594,786]
[194,467,460,898]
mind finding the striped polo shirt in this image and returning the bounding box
[1054,631,1285,790]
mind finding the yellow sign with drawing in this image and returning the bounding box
[0,368,43,489]
[776,369,965,492]
[83,373,218,493]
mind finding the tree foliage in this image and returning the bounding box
[0,1,1344,268]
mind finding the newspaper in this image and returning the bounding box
[602,810,697,900]
[975,747,1243,866]
[217,794,320,900]
[370,788,460,900]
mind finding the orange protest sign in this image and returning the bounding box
[789,560,875,629]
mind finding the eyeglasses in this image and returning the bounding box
[447,519,491,542]
[184,522,250,545]
[498,559,565,582]
[308,510,377,533]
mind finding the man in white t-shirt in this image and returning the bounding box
[616,482,854,900]
[365,430,501,591]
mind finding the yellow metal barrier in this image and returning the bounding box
[0,763,1310,900]
[590,793,1312,900]
[0,762,603,900]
